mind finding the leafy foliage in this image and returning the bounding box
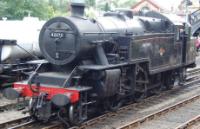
[49,0,70,17]
[86,0,96,7]
[0,1,6,17]
[0,0,137,20]
[0,0,54,20]
[96,0,137,11]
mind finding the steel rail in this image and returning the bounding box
[0,116,30,129]
[175,114,200,129]
[116,94,200,129]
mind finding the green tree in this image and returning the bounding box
[86,0,96,7]
[49,0,69,17]
[97,0,137,11]
[118,0,137,8]
[0,0,138,20]
[0,0,54,20]
[0,1,7,17]
[104,2,110,11]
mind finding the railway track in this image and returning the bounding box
[0,98,26,112]
[0,116,30,129]
[187,67,200,74]
[175,115,200,129]
[2,68,200,129]
[187,67,200,77]
[117,93,200,129]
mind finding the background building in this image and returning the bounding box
[131,0,200,14]
[131,0,163,12]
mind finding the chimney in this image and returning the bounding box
[70,0,85,17]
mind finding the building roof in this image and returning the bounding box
[131,0,162,10]
[131,0,183,12]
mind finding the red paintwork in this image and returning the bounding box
[13,83,80,103]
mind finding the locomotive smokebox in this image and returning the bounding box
[70,0,85,17]
[39,0,99,66]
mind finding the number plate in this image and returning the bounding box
[50,32,65,38]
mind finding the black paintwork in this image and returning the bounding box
[36,10,196,87]
[7,5,197,124]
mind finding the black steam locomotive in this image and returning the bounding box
[4,1,196,125]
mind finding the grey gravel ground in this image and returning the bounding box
[0,97,16,107]
[0,91,28,124]
[137,97,200,129]
[0,110,28,124]
[0,95,28,124]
